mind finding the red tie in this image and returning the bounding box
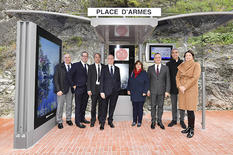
[156,65,159,76]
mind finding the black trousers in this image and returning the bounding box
[187,110,195,129]
[132,102,144,124]
[101,92,119,124]
[75,91,89,124]
[90,88,103,124]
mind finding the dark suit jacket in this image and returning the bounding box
[147,64,170,95]
[127,70,149,102]
[87,63,104,95]
[53,62,73,94]
[68,61,89,94]
[100,65,121,97]
[166,58,183,94]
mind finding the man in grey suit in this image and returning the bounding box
[54,54,74,129]
[147,53,170,130]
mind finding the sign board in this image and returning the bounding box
[88,8,161,17]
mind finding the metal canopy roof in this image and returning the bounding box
[5,10,233,43]
[91,18,158,44]
[154,12,233,38]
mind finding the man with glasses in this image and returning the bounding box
[68,51,90,128]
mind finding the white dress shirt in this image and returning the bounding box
[108,64,115,75]
[65,63,71,72]
[95,63,101,85]
[155,63,161,73]
[81,61,88,72]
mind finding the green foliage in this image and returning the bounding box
[165,0,233,14]
[188,22,233,46]
[127,0,140,7]
[66,36,83,47]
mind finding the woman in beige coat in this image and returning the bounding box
[176,50,201,138]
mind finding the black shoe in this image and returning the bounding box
[66,120,73,126]
[81,119,90,124]
[180,121,187,129]
[108,122,115,128]
[58,123,63,129]
[157,122,165,130]
[76,123,86,128]
[137,123,141,127]
[181,127,190,134]
[131,122,136,126]
[100,124,104,130]
[90,122,95,127]
[151,122,155,129]
[168,120,177,127]
[187,128,194,138]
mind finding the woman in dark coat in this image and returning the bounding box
[127,60,149,127]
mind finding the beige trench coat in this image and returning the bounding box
[176,60,201,111]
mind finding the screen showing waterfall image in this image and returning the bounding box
[36,36,60,118]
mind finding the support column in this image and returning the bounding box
[138,44,143,61]
[100,44,105,64]
[201,63,206,129]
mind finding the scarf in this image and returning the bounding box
[133,68,142,78]
[178,60,195,77]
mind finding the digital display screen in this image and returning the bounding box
[150,45,172,60]
[35,26,61,129]
[115,63,129,90]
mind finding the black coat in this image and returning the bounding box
[87,63,104,95]
[127,70,149,102]
[100,65,121,97]
[67,61,89,94]
[53,62,73,94]
[166,58,183,94]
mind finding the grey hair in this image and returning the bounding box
[172,48,179,52]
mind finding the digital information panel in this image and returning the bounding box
[34,26,62,129]
[14,21,61,149]
[146,43,174,62]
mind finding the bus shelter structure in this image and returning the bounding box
[5,10,233,149]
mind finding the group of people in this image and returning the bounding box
[53,49,201,138]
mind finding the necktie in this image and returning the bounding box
[97,64,101,82]
[67,64,71,71]
[110,66,113,77]
[156,65,159,76]
[84,64,87,73]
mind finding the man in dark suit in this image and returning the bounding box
[147,53,170,130]
[87,53,104,127]
[166,49,186,129]
[99,54,121,130]
[68,51,90,128]
[54,54,74,129]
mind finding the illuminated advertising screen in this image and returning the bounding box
[149,45,173,61]
[34,26,61,129]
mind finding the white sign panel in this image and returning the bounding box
[88,8,161,16]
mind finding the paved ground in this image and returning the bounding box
[0,111,233,154]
